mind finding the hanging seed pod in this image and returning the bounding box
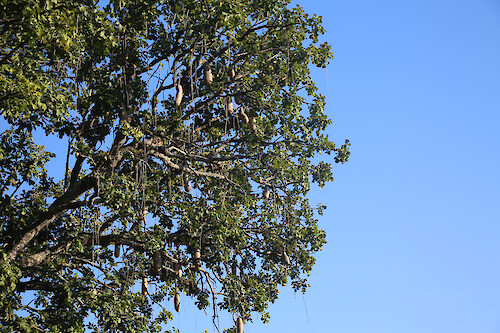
[174,293,181,312]
[249,117,257,132]
[262,187,270,200]
[231,261,237,275]
[230,68,236,80]
[114,243,120,258]
[175,83,183,107]
[282,251,290,265]
[226,97,234,115]
[203,62,213,86]
[182,172,191,192]
[236,317,244,333]
[234,93,242,105]
[193,249,201,271]
[153,251,161,276]
[174,262,182,278]
[238,109,249,124]
[142,277,148,296]
[233,82,242,104]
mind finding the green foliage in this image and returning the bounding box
[0,0,349,331]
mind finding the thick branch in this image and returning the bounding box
[150,151,226,180]
[6,176,96,261]
[18,281,55,292]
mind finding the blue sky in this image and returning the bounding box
[240,0,500,332]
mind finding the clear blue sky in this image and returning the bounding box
[5,0,500,332]
[236,0,500,332]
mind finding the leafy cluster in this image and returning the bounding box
[0,0,349,332]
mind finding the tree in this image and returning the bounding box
[0,0,350,331]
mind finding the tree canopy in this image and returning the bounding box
[0,0,350,331]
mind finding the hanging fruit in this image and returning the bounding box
[282,251,290,265]
[174,293,181,312]
[174,262,182,278]
[249,117,257,132]
[231,261,237,275]
[142,277,148,296]
[238,108,249,124]
[262,187,270,200]
[153,251,161,276]
[233,80,243,104]
[114,243,120,258]
[182,172,191,192]
[234,84,242,105]
[203,62,213,86]
[226,97,234,115]
[193,248,201,271]
[236,317,244,333]
[175,83,183,107]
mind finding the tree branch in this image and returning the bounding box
[6,176,96,262]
